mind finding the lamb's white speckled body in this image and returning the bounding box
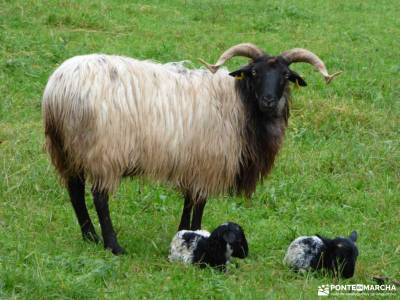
[169,230,210,264]
[284,236,324,271]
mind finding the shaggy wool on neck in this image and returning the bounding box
[234,80,290,197]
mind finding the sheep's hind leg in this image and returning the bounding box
[178,192,193,230]
[191,199,207,230]
[67,174,99,243]
[92,188,125,255]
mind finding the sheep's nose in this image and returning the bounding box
[259,96,276,111]
[263,95,276,105]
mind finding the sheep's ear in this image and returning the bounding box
[349,231,358,242]
[229,65,253,80]
[288,70,307,87]
[223,231,236,244]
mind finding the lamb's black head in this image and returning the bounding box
[229,56,306,113]
[317,231,359,279]
[209,222,249,259]
[200,43,341,114]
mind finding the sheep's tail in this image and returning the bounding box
[42,75,81,186]
[42,107,69,184]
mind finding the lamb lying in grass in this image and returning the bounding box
[284,231,358,278]
[169,222,248,271]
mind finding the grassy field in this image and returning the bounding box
[1,0,399,299]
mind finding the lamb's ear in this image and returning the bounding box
[349,231,358,242]
[223,231,236,244]
[229,64,253,80]
[288,70,307,87]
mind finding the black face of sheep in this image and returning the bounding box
[318,231,359,278]
[229,56,307,114]
[203,222,249,269]
[212,222,249,259]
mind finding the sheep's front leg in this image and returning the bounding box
[191,199,207,230]
[178,192,193,230]
[67,174,99,243]
[92,188,125,255]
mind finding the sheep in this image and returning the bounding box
[168,222,248,271]
[42,43,341,254]
[284,231,358,278]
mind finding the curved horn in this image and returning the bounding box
[199,43,264,73]
[281,48,342,84]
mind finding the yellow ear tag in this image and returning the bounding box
[235,72,245,80]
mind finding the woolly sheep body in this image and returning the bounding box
[284,236,324,272]
[169,230,211,264]
[43,54,246,196]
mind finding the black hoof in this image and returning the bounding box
[106,244,126,255]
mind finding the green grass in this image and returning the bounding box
[1,0,399,299]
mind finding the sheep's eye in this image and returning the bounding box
[284,73,290,80]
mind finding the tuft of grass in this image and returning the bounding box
[1,0,399,298]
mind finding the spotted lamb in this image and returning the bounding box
[169,222,248,271]
[284,231,359,278]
